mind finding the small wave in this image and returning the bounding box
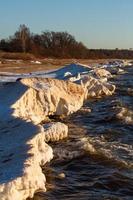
[77,136,133,169]
[52,133,133,169]
[52,136,95,161]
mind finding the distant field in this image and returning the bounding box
[0,52,126,73]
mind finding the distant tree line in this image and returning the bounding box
[0,24,133,59]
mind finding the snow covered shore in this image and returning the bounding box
[0,62,116,200]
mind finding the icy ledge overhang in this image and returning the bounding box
[0,120,68,200]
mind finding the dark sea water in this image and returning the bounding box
[33,66,133,200]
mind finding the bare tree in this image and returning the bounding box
[15,24,30,53]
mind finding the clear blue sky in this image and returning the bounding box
[0,0,133,49]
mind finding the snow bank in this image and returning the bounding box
[0,119,53,200]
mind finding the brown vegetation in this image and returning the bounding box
[0,56,114,73]
[1,24,133,59]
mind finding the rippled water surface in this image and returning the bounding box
[33,66,133,200]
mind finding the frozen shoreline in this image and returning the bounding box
[0,61,130,200]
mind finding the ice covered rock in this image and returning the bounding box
[48,63,115,98]
[20,78,85,121]
[80,75,115,98]
[42,122,68,142]
[93,68,112,78]
[0,78,85,124]
[117,107,133,124]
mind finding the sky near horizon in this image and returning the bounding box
[0,0,133,49]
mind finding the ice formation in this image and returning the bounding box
[0,62,117,200]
